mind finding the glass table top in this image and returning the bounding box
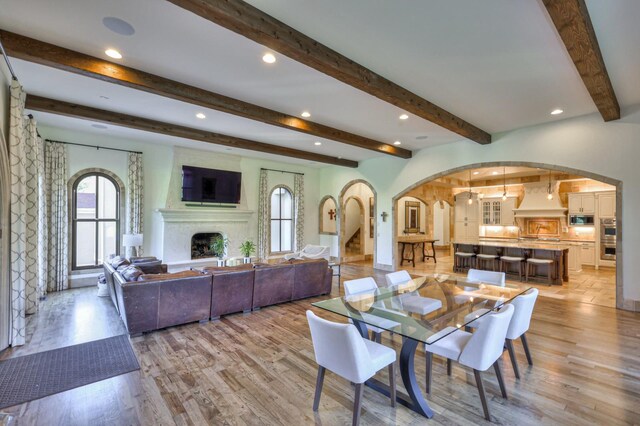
[312,274,531,345]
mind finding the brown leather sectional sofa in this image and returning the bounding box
[103,257,332,335]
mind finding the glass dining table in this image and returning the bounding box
[312,274,531,418]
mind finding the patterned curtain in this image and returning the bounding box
[44,142,69,293]
[127,153,144,255]
[293,174,305,251]
[257,169,269,260]
[9,80,43,346]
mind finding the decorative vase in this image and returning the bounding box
[216,258,226,267]
[243,257,251,264]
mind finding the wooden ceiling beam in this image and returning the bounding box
[542,0,620,121]
[26,95,359,168]
[0,30,409,159]
[167,0,492,144]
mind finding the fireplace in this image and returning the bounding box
[191,232,223,259]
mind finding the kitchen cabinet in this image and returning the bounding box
[568,193,596,214]
[597,192,616,218]
[455,193,479,241]
[580,242,596,266]
[481,197,516,226]
[568,245,582,272]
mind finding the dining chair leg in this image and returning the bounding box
[388,362,396,407]
[313,366,326,411]
[493,360,508,398]
[505,338,521,379]
[425,352,433,394]
[521,333,534,366]
[473,369,491,421]
[447,358,452,376]
[352,383,364,426]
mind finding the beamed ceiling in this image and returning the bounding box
[1,0,637,167]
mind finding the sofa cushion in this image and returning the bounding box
[110,256,130,268]
[137,270,203,281]
[120,265,144,282]
[134,260,164,274]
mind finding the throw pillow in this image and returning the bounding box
[120,265,144,282]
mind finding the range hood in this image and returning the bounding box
[513,183,567,218]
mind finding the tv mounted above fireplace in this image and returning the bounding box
[181,165,242,204]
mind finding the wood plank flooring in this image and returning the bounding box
[0,263,638,425]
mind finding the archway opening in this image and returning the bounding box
[392,162,621,309]
[339,180,377,266]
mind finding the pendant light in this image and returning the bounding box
[501,167,507,201]
[467,170,473,204]
[547,170,554,200]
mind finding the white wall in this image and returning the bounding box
[38,126,321,259]
[319,106,640,303]
[397,196,427,235]
[433,201,451,245]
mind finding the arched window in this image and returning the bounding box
[72,173,120,269]
[270,186,293,253]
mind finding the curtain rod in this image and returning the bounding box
[0,39,17,80]
[45,139,142,154]
[261,167,304,176]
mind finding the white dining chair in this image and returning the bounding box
[306,310,397,426]
[463,288,538,379]
[344,277,400,342]
[425,304,514,421]
[384,271,442,315]
[467,269,506,286]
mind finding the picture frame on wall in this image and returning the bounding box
[369,197,374,217]
[369,217,374,238]
[404,201,420,233]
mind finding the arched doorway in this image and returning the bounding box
[391,161,623,309]
[343,197,365,256]
[339,179,377,265]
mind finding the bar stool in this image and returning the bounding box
[476,253,498,271]
[454,252,476,272]
[500,255,525,281]
[525,258,554,285]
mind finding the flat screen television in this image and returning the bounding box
[181,165,242,204]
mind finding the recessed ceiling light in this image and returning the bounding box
[196,112,206,119]
[415,135,429,140]
[399,114,409,120]
[301,111,311,118]
[105,48,122,59]
[492,171,499,175]
[393,141,401,145]
[314,141,322,146]
[550,109,564,115]
[262,53,276,64]
[473,171,480,175]
[102,17,135,36]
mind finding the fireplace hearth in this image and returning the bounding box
[191,232,223,259]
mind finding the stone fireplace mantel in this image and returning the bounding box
[156,208,255,267]
[156,208,255,223]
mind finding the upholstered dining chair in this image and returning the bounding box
[384,270,442,316]
[425,304,514,421]
[467,269,506,286]
[343,277,400,342]
[464,288,539,379]
[306,311,397,426]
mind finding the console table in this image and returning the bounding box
[398,236,438,267]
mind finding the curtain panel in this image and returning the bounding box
[44,141,69,293]
[293,174,305,251]
[9,80,43,346]
[127,152,144,255]
[257,169,269,260]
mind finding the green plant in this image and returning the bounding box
[239,240,256,258]
[210,236,229,258]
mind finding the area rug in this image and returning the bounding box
[0,335,140,409]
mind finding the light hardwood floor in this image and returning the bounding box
[1,264,638,425]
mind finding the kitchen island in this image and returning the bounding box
[453,239,570,285]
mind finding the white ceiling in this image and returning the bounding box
[1,0,638,166]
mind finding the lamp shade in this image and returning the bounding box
[122,233,143,247]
